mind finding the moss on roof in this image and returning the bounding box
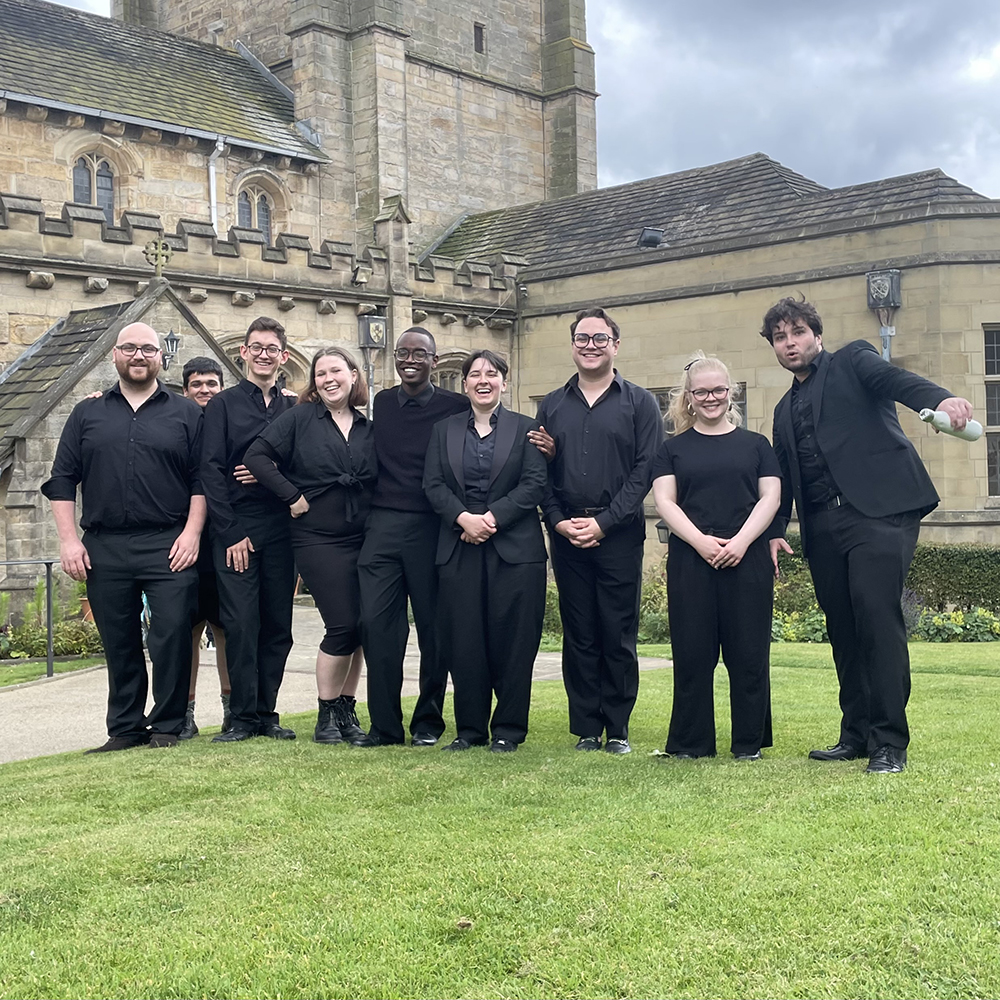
[0,0,321,158]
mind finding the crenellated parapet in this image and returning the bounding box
[409,251,527,328]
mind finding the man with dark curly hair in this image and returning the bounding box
[761,296,973,773]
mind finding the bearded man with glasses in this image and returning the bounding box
[201,317,299,743]
[530,308,662,754]
[42,323,206,752]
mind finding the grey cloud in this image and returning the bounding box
[590,0,1000,195]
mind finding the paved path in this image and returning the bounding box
[0,605,669,764]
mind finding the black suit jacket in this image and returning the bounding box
[423,406,548,566]
[772,340,950,555]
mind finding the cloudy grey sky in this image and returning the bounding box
[55,0,1000,197]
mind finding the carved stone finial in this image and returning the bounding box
[142,239,173,277]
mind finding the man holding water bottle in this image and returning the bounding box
[762,297,973,773]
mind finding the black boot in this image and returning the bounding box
[334,695,368,745]
[179,701,198,740]
[314,698,344,744]
[220,692,232,734]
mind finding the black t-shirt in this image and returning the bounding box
[651,427,781,535]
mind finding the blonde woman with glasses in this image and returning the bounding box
[651,353,783,761]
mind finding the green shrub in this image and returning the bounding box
[543,582,562,637]
[771,605,829,643]
[5,619,104,659]
[914,607,1000,642]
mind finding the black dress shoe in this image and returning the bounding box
[605,738,631,755]
[260,724,296,740]
[148,733,179,748]
[411,732,439,747]
[733,750,763,761]
[355,733,404,748]
[808,742,866,761]
[866,744,907,773]
[85,734,150,754]
[490,738,517,753]
[211,727,256,743]
[441,737,487,751]
[663,749,700,759]
[575,736,602,751]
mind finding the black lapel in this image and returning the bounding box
[776,392,800,492]
[446,415,466,498]
[489,406,518,488]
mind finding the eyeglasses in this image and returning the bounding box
[394,348,432,362]
[246,343,283,358]
[689,386,730,401]
[571,332,616,348]
[115,343,160,358]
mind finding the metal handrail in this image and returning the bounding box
[0,558,59,677]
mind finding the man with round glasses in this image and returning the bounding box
[201,317,298,743]
[356,327,472,746]
[533,308,662,754]
[42,322,205,752]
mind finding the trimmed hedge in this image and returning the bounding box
[906,543,1000,613]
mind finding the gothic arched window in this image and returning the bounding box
[236,186,273,245]
[72,154,115,225]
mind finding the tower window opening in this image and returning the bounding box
[474,23,486,54]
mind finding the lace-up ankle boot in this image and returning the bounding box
[314,698,344,744]
[334,695,367,745]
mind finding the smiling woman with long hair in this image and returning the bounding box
[652,352,783,761]
[243,348,377,745]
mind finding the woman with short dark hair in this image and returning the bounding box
[423,349,548,752]
[244,348,376,745]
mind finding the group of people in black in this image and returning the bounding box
[44,297,973,773]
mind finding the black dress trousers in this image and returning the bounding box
[84,526,198,738]
[358,507,447,743]
[213,508,295,731]
[437,541,546,744]
[549,516,645,740]
[665,534,774,757]
[804,503,920,751]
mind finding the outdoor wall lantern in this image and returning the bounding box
[358,314,387,420]
[866,269,902,361]
[655,519,670,544]
[161,328,180,370]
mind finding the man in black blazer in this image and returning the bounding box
[423,350,548,752]
[763,297,973,773]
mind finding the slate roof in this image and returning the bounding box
[0,0,322,160]
[0,303,130,466]
[433,153,994,269]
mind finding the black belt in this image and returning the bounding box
[808,495,845,513]
[568,506,608,518]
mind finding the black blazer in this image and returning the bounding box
[772,340,950,555]
[423,405,548,566]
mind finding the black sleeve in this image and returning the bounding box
[848,341,951,412]
[756,434,782,479]
[244,409,302,505]
[650,439,675,481]
[595,388,664,534]
[40,403,85,502]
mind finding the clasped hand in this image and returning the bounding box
[697,533,749,569]
[457,511,497,544]
[555,517,605,548]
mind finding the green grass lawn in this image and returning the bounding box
[2,646,1000,999]
[0,657,104,688]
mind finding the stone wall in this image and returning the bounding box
[515,215,1000,538]
[0,108,322,244]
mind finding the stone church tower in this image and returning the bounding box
[111,0,598,248]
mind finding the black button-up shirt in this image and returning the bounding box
[463,407,499,510]
[200,379,294,547]
[41,381,203,531]
[789,350,840,508]
[397,382,435,408]
[243,401,377,514]
[536,370,663,533]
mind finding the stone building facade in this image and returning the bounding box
[3,0,1000,601]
